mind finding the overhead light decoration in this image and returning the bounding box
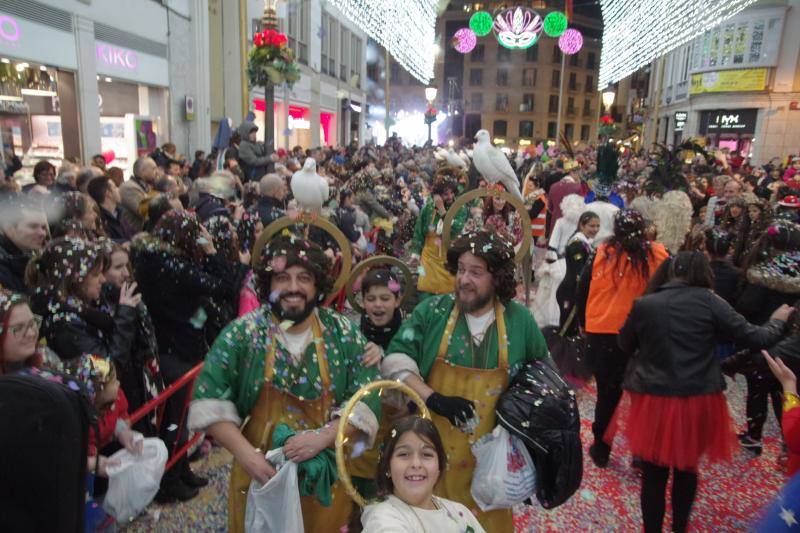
[452,28,477,54]
[558,28,583,55]
[598,0,759,89]
[327,0,437,83]
[469,11,494,37]
[493,6,543,49]
[543,11,568,37]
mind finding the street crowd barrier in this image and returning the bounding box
[127,362,205,471]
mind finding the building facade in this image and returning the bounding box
[208,0,367,150]
[431,1,603,149]
[639,1,800,165]
[0,0,211,177]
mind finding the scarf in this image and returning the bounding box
[360,308,402,350]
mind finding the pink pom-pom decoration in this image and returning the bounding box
[453,28,477,54]
[767,225,780,236]
[387,279,402,293]
[558,28,583,55]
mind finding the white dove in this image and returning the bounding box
[472,129,522,200]
[291,158,329,212]
[435,147,468,169]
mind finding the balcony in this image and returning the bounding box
[519,103,533,112]
[566,107,577,116]
[568,82,581,92]
[583,107,593,118]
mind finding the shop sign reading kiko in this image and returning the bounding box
[95,43,139,72]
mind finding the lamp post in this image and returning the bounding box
[425,86,438,144]
[601,84,616,115]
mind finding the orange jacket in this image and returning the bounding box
[585,242,669,334]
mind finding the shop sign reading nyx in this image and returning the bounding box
[699,109,758,135]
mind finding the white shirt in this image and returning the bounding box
[465,308,496,345]
[278,327,312,364]
[361,495,486,533]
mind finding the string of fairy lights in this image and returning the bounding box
[325,0,438,84]
[598,0,760,89]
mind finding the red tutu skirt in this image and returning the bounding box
[605,391,735,472]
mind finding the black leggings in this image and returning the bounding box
[641,461,698,533]
[585,333,627,446]
[744,367,782,441]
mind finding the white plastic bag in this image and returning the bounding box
[244,448,304,533]
[470,425,536,511]
[103,437,168,522]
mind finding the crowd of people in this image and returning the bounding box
[0,117,799,533]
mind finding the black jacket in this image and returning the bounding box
[99,206,134,243]
[710,259,740,305]
[619,282,786,396]
[32,293,137,364]
[336,205,360,243]
[0,234,31,293]
[255,196,285,227]
[130,242,238,365]
[192,193,230,224]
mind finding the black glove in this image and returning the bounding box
[425,392,475,427]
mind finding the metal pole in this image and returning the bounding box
[238,0,249,119]
[385,48,391,137]
[556,51,566,140]
[427,122,432,143]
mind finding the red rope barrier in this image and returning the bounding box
[128,363,204,425]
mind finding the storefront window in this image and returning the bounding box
[0,58,78,179]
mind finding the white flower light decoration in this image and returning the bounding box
[492,6,543,50]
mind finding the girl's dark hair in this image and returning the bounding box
[578,211,599,229]
[704,228,732,258]
[375,416,447,498]
[604,209,652,280]
[144,194,176,232]
[153,210,205,263]
[361,268,401,297]
[645,251,714,294]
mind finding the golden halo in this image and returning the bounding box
[336,380,430,508]
[251,213,352,304]
[345,255,414,314]
[441,187,532,263]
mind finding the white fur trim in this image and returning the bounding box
[188,398,242,431]
[380,353,420,380]
[332,400,380,448]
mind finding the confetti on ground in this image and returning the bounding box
[122,368,786,532]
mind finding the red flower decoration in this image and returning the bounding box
[254,32,264,46]
[276,33,288,46]
[600,115,614,125]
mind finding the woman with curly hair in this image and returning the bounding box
[576,209,670,467]
[718,197,749,265]
[130,210,238,502]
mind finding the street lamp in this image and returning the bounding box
[602,84,616,114]
[424,86,438,143]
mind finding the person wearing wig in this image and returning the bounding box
[409,172,468,298]
[189,234,381,533]
[576,209,669,469]
[381,230,549,532]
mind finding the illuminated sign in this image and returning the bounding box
[699,109,758,135]
[674,111,687,131]
[288,116,310,130]
[0,15,20,44]
[95,43,139,71]
[689,68,767,95]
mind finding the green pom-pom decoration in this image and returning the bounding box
[543,12,568,37]
[469,11,493,37]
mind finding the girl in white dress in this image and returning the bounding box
[361,416,486,533]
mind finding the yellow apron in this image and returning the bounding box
[228,316,353,533]
[417,230,455,294]
[429,301,513,533]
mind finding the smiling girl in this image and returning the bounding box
[361,416,485,533]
